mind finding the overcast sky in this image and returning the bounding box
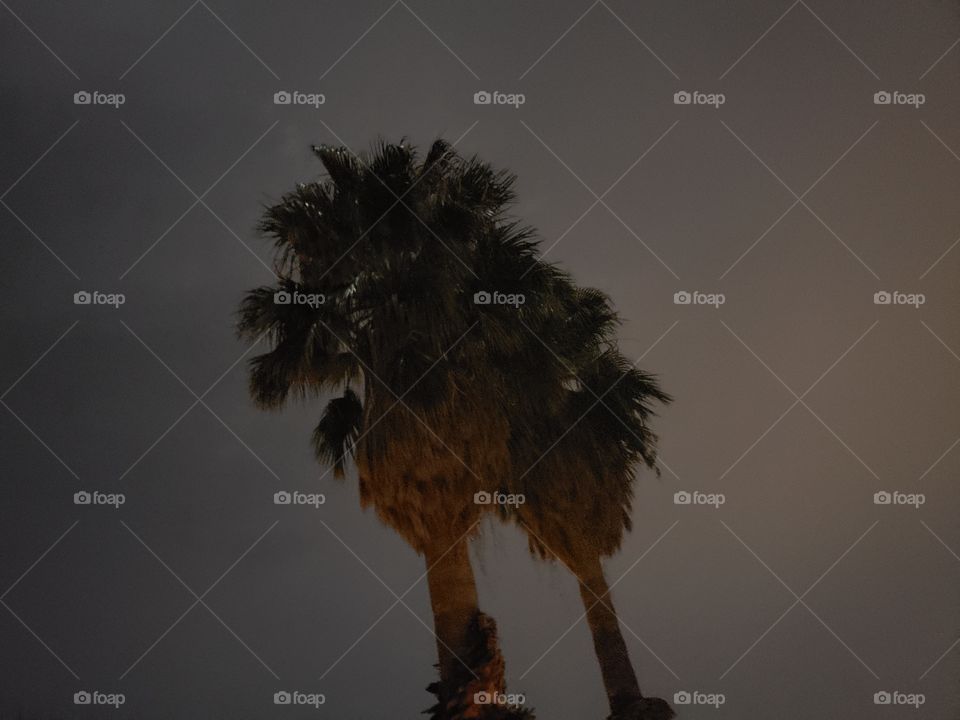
[2,1,960,718]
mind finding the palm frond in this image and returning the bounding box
[312,388,364,477]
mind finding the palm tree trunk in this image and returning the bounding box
[423,537,519,718]
[424,537,482,686]
[575,553,642,715]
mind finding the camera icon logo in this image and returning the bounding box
[873,91,892,105]
[274,491,292,505]
[273,91,292,105]
[474,491,492,505]
[874,691,892,705]
[473,691,493,704]
[873,290,891,305]
[673,491,691,505]
[673,291,691,305]
[474,91,492,105]
[74,691,92,705]
[74,291,92,305]
[673,91,691,105]
[473,291,491,305]
[274,691,292,705]
[73,91,91,105]
[74,491,92,505]
[274,291,292,305]
[673,691,692,705]
[873,491,892,505]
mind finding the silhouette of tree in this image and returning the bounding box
[238,139,672,719]
[503,284,674,720]
[238,140,540,718]
[454,244,674,719]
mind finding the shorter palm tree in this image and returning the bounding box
[500,280,675,720]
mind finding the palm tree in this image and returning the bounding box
[238,138,672,718]
[511,348,673,720]
[237,140,541,717]
[500,281,675,720]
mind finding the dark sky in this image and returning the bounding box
[2,1,960,718]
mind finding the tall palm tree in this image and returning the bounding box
[238,140,541,717]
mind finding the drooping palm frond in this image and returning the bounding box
[583,351,671,471]
[237,280,360,408]
[312,388,364,477]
